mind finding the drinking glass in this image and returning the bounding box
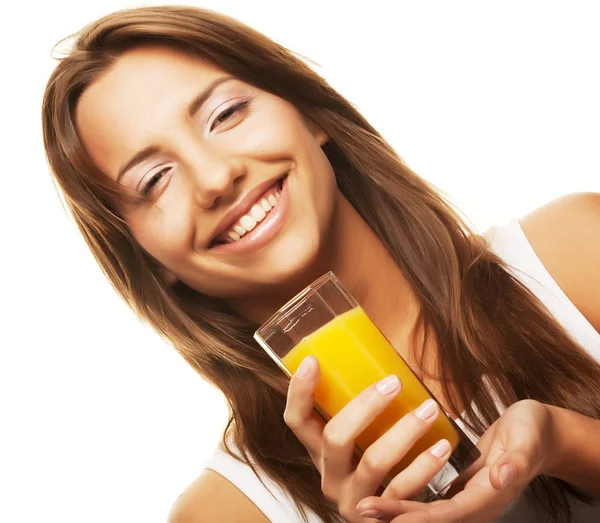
[254,271,480,501]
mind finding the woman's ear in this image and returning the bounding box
[305,117,329,146]
[313,123,329,146]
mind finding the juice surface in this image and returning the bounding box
[282,306,459,475]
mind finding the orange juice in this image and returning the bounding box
[282,305,459,477]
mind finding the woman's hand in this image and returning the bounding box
[355,399,555,522]
[284,355,454,522]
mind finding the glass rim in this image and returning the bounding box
[254,271,340,339]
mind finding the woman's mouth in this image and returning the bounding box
[209,174,289,254]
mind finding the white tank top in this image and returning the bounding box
[202,218,600,522]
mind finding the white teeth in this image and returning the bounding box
[240,215,257,231]
[261,198,272,212]
[233,225,246,237]
[222,183,283,242]
[250,204,266,222]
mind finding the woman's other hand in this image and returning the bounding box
[283,355,453,522]
[355,399,555,522]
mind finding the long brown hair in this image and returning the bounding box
[42,6,600,522]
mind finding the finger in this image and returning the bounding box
[488,419,544,491]
[357,498,428,522]
[321,374,403,484]
[489,448,537,492]
[283,355,325,464]
[419,482,517,523]
[357,498,447,522]
[381,438,453,501]
[353,399,443,497]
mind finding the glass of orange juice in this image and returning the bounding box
[254,271,480,501]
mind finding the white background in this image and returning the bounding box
[2,2,599,522]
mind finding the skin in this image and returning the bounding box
[76,46,600,522]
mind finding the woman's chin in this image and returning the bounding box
[264,243,330,292]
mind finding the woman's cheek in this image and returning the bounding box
[240,119,293,158]
[130,192,197,263]
[240,101,306,157]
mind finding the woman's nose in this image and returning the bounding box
[185,148,245,210]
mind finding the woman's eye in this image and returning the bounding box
[211,100,250,131]
[141,168,169,197]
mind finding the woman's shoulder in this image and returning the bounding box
[167,467,271,523]
[518,192,600,333]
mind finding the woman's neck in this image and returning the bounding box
[328,193,461,413]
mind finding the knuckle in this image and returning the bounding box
[282,409,299,429]
[360,450,385,476]
[322,424,348,449]
[519,399,536,409]
[418,450,437,468]
[408,412,429,432]
[411,456,431,479]
[385,479,408,500]
[393,414,424,440]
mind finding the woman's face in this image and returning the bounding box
[75,45,337,300]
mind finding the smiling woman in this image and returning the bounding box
[41,5,600,523]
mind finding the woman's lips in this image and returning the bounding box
[208,174,290,254]
[211,176,285,246]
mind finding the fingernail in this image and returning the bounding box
[430,439,451,458]
[358,508,382,519]
[414,399,438,420]
[295,356,313,378]
[499,463,516,488]
[376,375,400,394]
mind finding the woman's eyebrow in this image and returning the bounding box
[186,75,235,119]
[116,75,236,183]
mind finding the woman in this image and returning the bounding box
[41,5,600,523]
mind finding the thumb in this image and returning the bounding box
[489,414,543,491]
[489,456,519,490]
[489,440,539,491]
